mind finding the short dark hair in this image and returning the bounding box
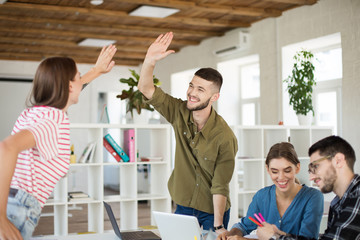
[266,142,300,166]
[28,57,77,109]
[309,135,356,172]
[194,68,223,91]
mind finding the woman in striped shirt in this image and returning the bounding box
[0,45,117,240]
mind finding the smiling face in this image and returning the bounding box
[267,157,300,193]
[309,151,337,193]
[186,75,219,111]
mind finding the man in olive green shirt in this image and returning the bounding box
[138,32,238,234]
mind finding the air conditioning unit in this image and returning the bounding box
[213,31,250,56]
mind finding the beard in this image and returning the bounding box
[320,165,337,193]
[186,96,211,111]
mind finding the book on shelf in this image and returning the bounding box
[124,129,135,162]
[103,137,122,162]
[68,191,92,202]
[140,156,163,162]
[87,143,96,163]
[78,141,96,163]
[104,133,130,162]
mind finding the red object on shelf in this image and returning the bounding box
[103,137,122,162]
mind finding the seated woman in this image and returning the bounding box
[217,142,323,240]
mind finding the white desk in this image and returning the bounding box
[31,229,221,240]
[31,232,118,240]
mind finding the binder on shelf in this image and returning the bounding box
[104,133,130,162]
[78,142,95,163]
[103,137,122,162]
[124,129,135,162]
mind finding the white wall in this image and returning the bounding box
[0,81,32,139]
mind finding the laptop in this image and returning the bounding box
[103,201,161,240]
[153,211,203,240]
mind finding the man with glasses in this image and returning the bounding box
[257,135,360,240]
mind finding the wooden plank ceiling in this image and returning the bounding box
[0,0,317,66]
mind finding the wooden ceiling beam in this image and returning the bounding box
[2,2,250,28]
[0,52,142,66]
[0,26,199,46]
[0,36,78,48]
[0,15,222,39]
[263,0,317,5]
[114,0,282,17]
[196,3,282,17]
[0,44,146,60]
[0,35,182,54]
[0,36,166,53]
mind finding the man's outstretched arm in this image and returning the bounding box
[138,32,175,99]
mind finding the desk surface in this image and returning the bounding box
[31,228,163,240]
[31,232,118,240]
[30,229,225,240]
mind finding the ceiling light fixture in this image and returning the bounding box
[129,5,179,18]
[90,0,103,6]
[78,38,116,47]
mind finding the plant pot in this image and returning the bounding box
[297,113,313,125]
[126,111,150,124]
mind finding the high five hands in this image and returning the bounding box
[93,44,117,74]
[144,32,175,65]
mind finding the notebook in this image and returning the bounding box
[103,201,161,240]
[153,211,203,240]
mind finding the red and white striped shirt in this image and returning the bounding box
[10,106,70,207]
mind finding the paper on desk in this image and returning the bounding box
[203,229,217,240]
[243,233,258,239]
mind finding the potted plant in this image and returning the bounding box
[284,50,316,125]
[117,69,161,119]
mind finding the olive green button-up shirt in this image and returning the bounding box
[145,87,238,214]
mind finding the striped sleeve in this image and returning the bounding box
[27,118,59,161]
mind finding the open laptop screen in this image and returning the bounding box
[103,201,161,240]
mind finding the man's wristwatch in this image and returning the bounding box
[213,224,224,230]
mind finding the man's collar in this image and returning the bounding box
[190,107,216,140]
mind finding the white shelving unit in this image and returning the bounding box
[45,123,172,236]
[228,125,333,231]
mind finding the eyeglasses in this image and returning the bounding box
[308,155,332,174]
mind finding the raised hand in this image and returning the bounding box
[93,44,117,74]
[144,32,175,65]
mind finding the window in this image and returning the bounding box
[312,47,342,134]
[218,55,260,125]
[282,33,342,134]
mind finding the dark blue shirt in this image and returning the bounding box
[232,184,324,239]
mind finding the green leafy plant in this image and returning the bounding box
[284,50,316,116]
[116,69,161,117]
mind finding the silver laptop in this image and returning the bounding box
[103,201,161,240]
[153,211,202,240]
